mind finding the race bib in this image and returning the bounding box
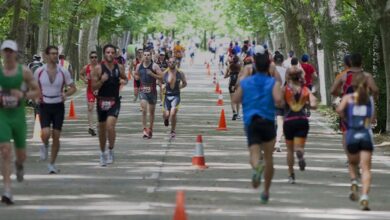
[1,94,19,108]
[99,99,115,111]
[352,106,367,116]
[141,86,151,93]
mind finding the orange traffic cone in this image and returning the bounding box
[32,113,42,141]
[67,100,77,120]
[216,109,228,131]
[216,90,224,106]
[192,135,208,169]
[215,82,220,94]
[173,191,187,220]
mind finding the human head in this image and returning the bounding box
[301,54,309,63]
[159,51,165,60]
[103,44,116,63]
[143,49,152,62]
[232,55,239,64]
[168,57,177,70]
[291,57,299,66]
[288,50,294,58]
[343,54,352,68]
[1,40,18,63]
[287,66,304,83]
[59,54,65,60]
[45,45,59,64]
[253,45,270,73]
[351,53,362,67]
[89,51,98,64]
[273,53,284,65]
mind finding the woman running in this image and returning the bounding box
[336,71,375,211]
[233,46,282,203]
[283,66,317,184]
[224,55,241,120]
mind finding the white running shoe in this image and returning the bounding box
[100,152,107,167]
[47,163,58,174]
[40,144,49,161]
[107,149,114,164]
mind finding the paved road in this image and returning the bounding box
[2,57,390,219]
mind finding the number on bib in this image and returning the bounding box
[352,106,367,116]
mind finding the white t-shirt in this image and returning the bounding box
[34,64,73,104]
[276,65,287,86]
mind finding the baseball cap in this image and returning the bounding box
[1,40,18,51]
[301,54,309,62]
[159,51,165,55]
[254,45,265,55]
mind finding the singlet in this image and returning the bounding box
[345,94,373,130]
[156,59,168,70]
[240,73,276,126]
[86,64,93,92]
[275,65,287,86]
[342,70,358,96]
[139,62,157,93]
[97,63,120,99]
[0,64,25,111]
[35,64,73,104]
[284,85,310,121]
[164,70,182,96]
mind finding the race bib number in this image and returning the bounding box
[141,86,151,93]
[1,95,19,108]
[99,100,115,111]
[352,106,367,116]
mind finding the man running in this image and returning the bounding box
[35,46,77,174]
[92,44,127,166]
[0,40,40,205]
[132,48,143,102]
[156,51,168,105]
[134,49,163,139]
[163,57,187,139]
[301,54,317,91]
[80,51,99,136]
[274,52,287,152]
[173,41,185,68]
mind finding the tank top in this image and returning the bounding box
[86,64,93,92]
[240,73,275,126]
[0,64,25,111]
[164,70,182,96]
[345,94,373,130]
[139,62,157,93]
[284,85,310,121]
[97,63,120,99]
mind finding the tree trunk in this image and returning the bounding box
[37,0,50,56]
[379,15,390,131]
[283,0,303,57]
[88,15,100,53]
[63,3,80,57]
[79,22,90,69]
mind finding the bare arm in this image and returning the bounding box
[149,63,163,80]
[179,71,187,89]
[336,94,350,118]
[366,73,379,99]
[272,81,283,108]
[134,64,140,80]
[65,83,77,97]
[22,66,40,100]
[119,64,128,85]
[330,77,343,97]
[224,67,230,79]
[91,65,105,91]
[309,92,318,110]
[232,83,243,104]
[79,66,87,83]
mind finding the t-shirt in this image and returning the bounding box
[34,64,73,104]
[301,63,316,86]
[276,65,287,86]
[174,45,185,58]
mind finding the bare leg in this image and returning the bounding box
[87,102,95,129]
[360,151,372,195]
[248,144,261,169]
[41,127,50,146]
[348,153,360,180]
[0,143,12,193]
[261,139,275,195]
[229,93,236,114]
[275,116,284,149]
[286,140,294,175]
[50,129,61,164]
[141,100,148,129]
[170,108,178,131]
[106,116,117,149]
[14,149,26,166]
[98,122,107,153]
[149,104,156,129]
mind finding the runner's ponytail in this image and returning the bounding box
[352,71,369,105]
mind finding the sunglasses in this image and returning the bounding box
[90,56,98,59]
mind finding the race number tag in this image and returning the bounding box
[99,100,115,111]
[141,86,151,93]
[352,106,367,116]
[1,95,19,108]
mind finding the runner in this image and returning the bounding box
[274,52,287,152]
[35,45,77,173]
[156,51,169,105]
[134,49,163,139]
[224,54,241,120]
[173,41,185,68]
[232,47,283,204]
[301,54,317,91]
[91,44,128,166]
[283,66,317,184]
[132,48,143,102]
[282,50,295,69]
[163,57,187,139]
[0,40,40,205]
[58,54,74,79]
[217,43,225,71]
[336,71,375,211]
[80,51,99,136]
[188,40,196,66]
[28,54,43,73]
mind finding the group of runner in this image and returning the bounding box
[0,37,378,211]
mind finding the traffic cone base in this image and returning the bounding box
[67,100,77,120]
[192,157,208,169]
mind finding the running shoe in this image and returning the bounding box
[133,95,138,103]
[275,146,282,152]
[232,114,237,121]
[260,192,269,204]
[107,149,114,164]
[296,151,306,171]
[143,128,149,139]
[349,180,359,201]
[164,118,169,127]
[360,195,370,211]
[15,162,24,182]
[88,128,97,136]
[251,162,264,188]
[1,192,14,205]
[40,144,49,161]
[47,163,59,174]
[236,114,242,120]
[99,152,107,167]
[170,131,176,139]
[288,173,295,184]
[148,128,153,139]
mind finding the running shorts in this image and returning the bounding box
[139,91,157,105]
[96,98,121,122]
[245,115,276,146]
[87,90,96,103]
[346,129,374,154]
[228,74,238,93]
[164,95,180,111]
[40,103,65,131]
[283,119,309,141]
[0,109,26,149]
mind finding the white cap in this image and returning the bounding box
[1,40,18,51]
[254,45,265,55]
[159,51,165,55]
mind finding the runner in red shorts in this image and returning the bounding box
[80,51,99,136]
[132,48,143,102]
